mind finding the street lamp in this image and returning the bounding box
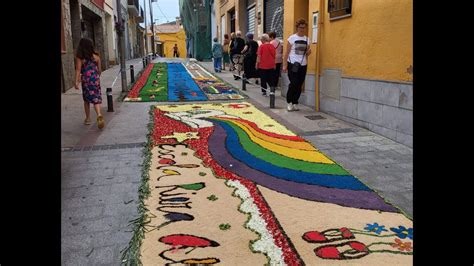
[154,18,160,56]
[193,4,199,60]
[143,0,148,56]
[115,0,127,92]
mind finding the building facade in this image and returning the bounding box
[61,0,145,92]
[127,0,144,58]
[137,24,145,57]
[104,0,117,65]
[61,0,111,92]
[155,21,187,58]
[213,0,413,146]
[144,20,186,58]
[81,0,110,69]
[179,0,212,60]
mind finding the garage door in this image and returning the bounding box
[264,0,284,38]
[247,4,255,35]
[82,18,95,43]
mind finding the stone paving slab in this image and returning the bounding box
[61,147,142,265]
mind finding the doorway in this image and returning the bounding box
[156,43,164,57]
[229,9,236,34]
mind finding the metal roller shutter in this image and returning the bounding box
[247,5,256,35]
[264,0,284,38]
[82,19,95,43]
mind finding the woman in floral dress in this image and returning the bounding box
[74,38,105,129]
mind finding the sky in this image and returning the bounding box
[140,0,181,27]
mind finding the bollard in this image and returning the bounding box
[130,65,135,83]
[242,75,246,91]
[142,57,146,68]
[106,88,114,112]
[270,87,275,108]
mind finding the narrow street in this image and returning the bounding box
[61,57,412,265]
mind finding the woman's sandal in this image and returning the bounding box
[97,115,105,129]
[84,119,92,125]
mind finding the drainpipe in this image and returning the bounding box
[314,0,325,111]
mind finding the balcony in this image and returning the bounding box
[91,0,105,9]
[127,0,139,17]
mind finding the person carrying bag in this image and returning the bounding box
[282,18,312,112]
[291,39,307,73]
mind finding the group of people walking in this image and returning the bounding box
[72,18,310,129]
[212,18,310,111]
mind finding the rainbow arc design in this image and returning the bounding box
[205,115,399,212]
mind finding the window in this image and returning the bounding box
[328,0,352,20]
[312,12,318,43]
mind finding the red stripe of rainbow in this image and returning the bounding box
[127,63,154,98]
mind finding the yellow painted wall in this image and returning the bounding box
[283,0,412,82]
[283,0,295,65]
[306,0,319,73]
[156,28,187,58]
[220,0,412,82]
[283,0,313,72]
[318,0,413,82]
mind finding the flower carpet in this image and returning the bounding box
[124,62,244,102]
[122,102,413,265]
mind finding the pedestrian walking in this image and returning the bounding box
[242,32,259,84]
[222,34,230,70]
[229,32,236,71]
[269,31,283,87]
[74,38,105,129]
[256,34,276,96]
[212,37,223,72]
[173,44,179,57]
[231,31,246,80]
[282,18,311,111]
[173,43,179,57]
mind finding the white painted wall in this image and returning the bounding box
[105,14,117,63]
[220,14,226,42]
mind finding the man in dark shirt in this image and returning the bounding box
[242,32,259,83]
[231,31,246,80]
[173,44,179,57]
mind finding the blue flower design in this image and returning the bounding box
[390,226,413,240]
[364,223,388,235]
